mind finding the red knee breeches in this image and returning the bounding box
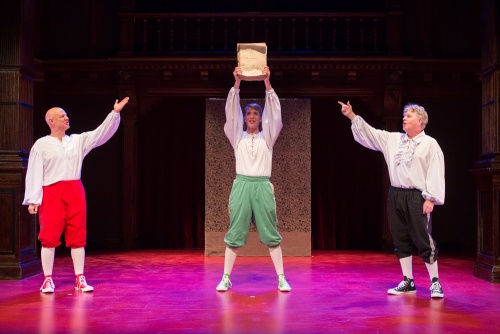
[38,180,87,248]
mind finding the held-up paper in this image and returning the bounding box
[237,43,267,81]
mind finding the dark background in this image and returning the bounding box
[29,0,481,256]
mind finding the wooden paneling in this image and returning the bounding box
[0,0,39,279]
[471,0,500,283]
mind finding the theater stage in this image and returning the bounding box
[0,250,498,334]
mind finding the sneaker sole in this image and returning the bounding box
[431,293,444,298]
[40,289,54,293]
[387,289,416,295]
[75,287,94,292]
[216,287,229,291]
[279,288,291,292]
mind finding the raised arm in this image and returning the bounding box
[262,67,283,148]
[113,97,130,113]
[224,68,244,149]
[80,98,129,155]
[233,67,242,90]
[263,66,272,91]
[338,100,390,152]
[338,101,357,121]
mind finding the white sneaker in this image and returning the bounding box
[216,274,231,291]
[430,277,444,298]
[278,274,291,292]
[388,276,416,295]
[40,276,55,293]
[75,275,94,292]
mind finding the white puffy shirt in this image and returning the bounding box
[23,111,121,205]
[224,87,283,177]
[351,115,445,205]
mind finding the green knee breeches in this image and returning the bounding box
[224,174,283,248]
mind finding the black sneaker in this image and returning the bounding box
[430,277,444,298]
[387,276,416,295]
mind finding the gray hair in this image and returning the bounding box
[403,103,428,129]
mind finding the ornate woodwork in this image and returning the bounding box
[471,0,500,283]
[0,0,41,279]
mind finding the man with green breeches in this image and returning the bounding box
[216,66,291,292]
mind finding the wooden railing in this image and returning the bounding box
[118,12,401,56]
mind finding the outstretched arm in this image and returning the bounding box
[338,101,357,121]
[113,97,130,113]
[338,100,389,152]
[80,98,127,154]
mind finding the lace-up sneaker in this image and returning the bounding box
[216,274,232,291]
[40,276,55,293]
[278,274,291,292]
[75,274,94,292]
[430,277,444,298]
[387,276,416,295]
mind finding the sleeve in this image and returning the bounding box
[80,111,121,157]
[23,147,44,205]
[351,116,390,152]
[223,87,244,150]
[262,88,283,149]
[422,149,445,205]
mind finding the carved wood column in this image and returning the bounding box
[118,0,139,249]
[0,0,41,279]
[117,70,139,249]
[471,0,500,283]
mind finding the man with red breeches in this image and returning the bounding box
[23,97,129,293]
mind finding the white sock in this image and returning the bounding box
[71,247,85,276]
[425,260,439,280]
[269,245,284,276]
[399,256,413,279]
[41,247,55,276]
[223,247,238,276]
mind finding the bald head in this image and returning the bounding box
[45,107,62,125]
[45,107,69,134]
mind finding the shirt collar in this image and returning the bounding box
[403,131,426,143]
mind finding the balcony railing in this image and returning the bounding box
[118,12,400,57]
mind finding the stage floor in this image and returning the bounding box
[0,250,498,334]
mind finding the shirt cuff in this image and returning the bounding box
[424,195,436,202]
